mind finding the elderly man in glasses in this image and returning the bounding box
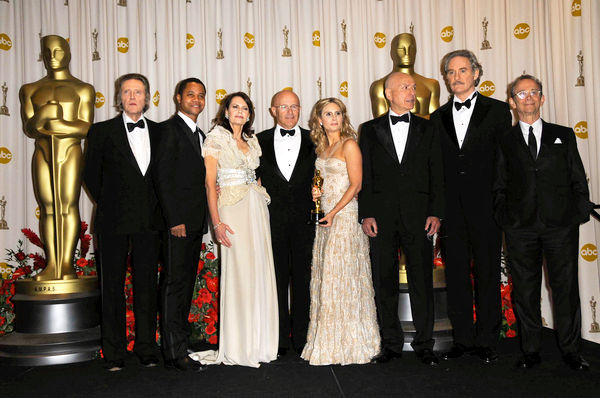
[257,90,316,357]
[493,74,593,371]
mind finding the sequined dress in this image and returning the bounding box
[301,156,380,365]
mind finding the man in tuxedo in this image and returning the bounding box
[359,72,444,366]
[153,78,208,372]
[494,75,592,371]
[430,50,511,363]
[84,73,162,371]
[257,90,316,356]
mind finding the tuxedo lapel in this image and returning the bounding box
[510,125,533,163]
[440,103,459,147]
[262,129,287,182]
[111,116,142,175]
[400,114,423,166]
[462,94,490,149]
[538,120,556,161]
[175,115,202,158]
[289,129,311,183]
[375,114,400,164]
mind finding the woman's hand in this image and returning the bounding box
[318,211,335,227]
[214,222,234,247]
[312,187,322,202]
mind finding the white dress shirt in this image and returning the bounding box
[178,111,203,148]
[123,113,150,175]
[274,124,301,181]
[518,118,543,156]
[389,110,410,163]
[452,91,478,148]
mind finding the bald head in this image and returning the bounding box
[384,72,416,114]
[270,90,301,130]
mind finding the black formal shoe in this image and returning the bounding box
[277,347,288,357]
[105,359,125,372]
[138,354,160,368]
[371,348,403,364]
[294,344,305,355]
[417,349,439,366]
[516,353,541,369]
[563,353,590,371]
[165,356,207,372]
[474,347,498,364]
[441,344,474,360]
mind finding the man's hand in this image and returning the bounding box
[424,216,441,237]
[170,224,186,238]
[361,217,378,237]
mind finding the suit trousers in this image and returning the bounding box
[271,219,313,351]
[442,203,502,348]
[160,230,203,360]
[370,215,434,353]
[97,231,160,362]
[505,222,581,355]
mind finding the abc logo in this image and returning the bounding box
[0,33,12,51]
[35,206,40,219]
[373,32,386,48]
[0,147,13,164]
[186,33,195,50]
[0,263,12,279]
[312,30,321,47]
[117,37,129,53]
[574,121,588,139]
[580,243,598,262]
[339,81,348,98]
[95,92,105,109]
[215,89,227,105]
[513,23,531,39]
[571,0,581,16]
[440,26,454,42]
[478,80,496,97]
[152,91,160,107]
[244,33,255,49]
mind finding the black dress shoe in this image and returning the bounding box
[105,359,125,372]
[165,356,207,372]
[277,347,288,357]
[417,349,439,366]
[371,348,402,364]
[563,353,590,371]
[441,344,474,360]
[516,353,541,369]
[474,347,498,364]
[294,344,305,355]
[138,355,160,367]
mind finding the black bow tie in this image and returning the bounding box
[390,113,410,125]
[127,119,145,132]
[454,98,472,111]
[280,129,295,137]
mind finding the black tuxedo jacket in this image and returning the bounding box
[358,112,444,228]
[257,127,316,225]
[83,115,162,234]
[493,120,592,228]
[153,114,207,233]
[430,94,511,218]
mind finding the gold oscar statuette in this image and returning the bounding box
[37,32,43,62]
[309,170,325,225]
[91,29,100,61]
[117,0,127,6]
[0,82,9,116]
[0,195,8,230]
[409,22,414,35]
[576,51,585,87]
[590,297,599,333]
[340,20,348,52]
[481,17,492,50]
[282,25,291,57]
[317,77,322,100]
[216,28,224,60]
[154,31,158,61]
[247,77,252,98]
[19,35,95,287]
[369,33,440,119]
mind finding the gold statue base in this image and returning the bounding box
[590,322,599,333]
[16,275,98,296]
[0,220,7,230]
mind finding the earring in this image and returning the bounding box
[225,113,229,119]
[246,117,250,122]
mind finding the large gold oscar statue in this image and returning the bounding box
[19,35,95,283]
[370,33,440,119]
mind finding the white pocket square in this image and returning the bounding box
[554,138,562,144]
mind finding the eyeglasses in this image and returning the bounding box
[321,110,343,119]
[514,89,542,100]
[275,104,300,112]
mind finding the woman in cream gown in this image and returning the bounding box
[301,98,380,365]
[189,92,278,368]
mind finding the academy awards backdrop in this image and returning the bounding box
[0,0,599,342]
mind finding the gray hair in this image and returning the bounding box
[114,73,151,113]
[441,49,483,86]
[509,74,543,97]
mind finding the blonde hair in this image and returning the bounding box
[308,98,356,156]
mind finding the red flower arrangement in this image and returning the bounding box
[189,242,220,345]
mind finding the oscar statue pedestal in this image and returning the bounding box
[0,277,101,366]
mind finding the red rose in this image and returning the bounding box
[0,316,5,326]
[205,322,216,335]
[201,242,207,251]
[11,268,26,281]
[208,334,218,344]
[206,252,216,260]
[198,288,212,304]
[504,308,516,326]
[205,307,218,323]
[206,276,218,293]
[433,258,444,268]
[76,270,84,277]
[506,329,516,338]
[210,299,218,309]
[197,260,204,273]
[127,340,135,351]
[203,271,213,280]
[90,271,97,276]
[76,258,88,268]
[188,313,201,323]
[15,251,26,261]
